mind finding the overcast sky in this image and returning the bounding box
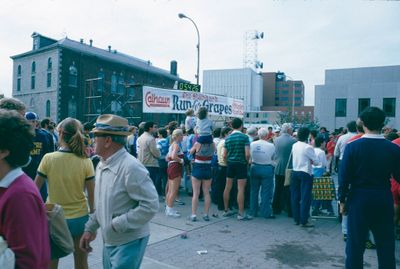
[1,0,399,105]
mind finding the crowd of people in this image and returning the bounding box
[0,96,399,269]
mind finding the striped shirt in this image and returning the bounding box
[224,130,250,164]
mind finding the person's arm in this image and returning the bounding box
[149,138,160,159]
[111,165,159,232]
[306,146,320,166]
[85,180,95,213]
[245,145,250,164]
[222,145,227,163]
[5,192,49,268]
[189,142,199,155]
[334,137,341,158]
[338,143,354,215]
[34,174,46,190]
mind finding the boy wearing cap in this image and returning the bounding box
[80,114,159,269]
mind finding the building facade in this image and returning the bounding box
[262,71,304,108]
[11,32,186,124]
[202,68,263,111]
[315,65,400,131]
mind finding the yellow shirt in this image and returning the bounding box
[217,140,227,167]
[37,151,95,219]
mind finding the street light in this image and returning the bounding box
[178,13,200,85]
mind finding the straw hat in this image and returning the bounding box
[92,114,131,136]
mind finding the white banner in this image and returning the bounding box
[142,86,244,118]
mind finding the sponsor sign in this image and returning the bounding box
[143,86,244,118]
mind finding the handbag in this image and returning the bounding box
[46,204,74,256]
[284,151,293,186]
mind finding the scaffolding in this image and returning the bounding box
[84,77,142,124]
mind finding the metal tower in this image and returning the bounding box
[243,30,264,70]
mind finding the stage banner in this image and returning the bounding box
[142,86,244,118]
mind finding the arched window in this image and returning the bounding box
[47,58,52,70]
[31,61,36,73]
[17,65,21,76]
[68,62,78,87]
[46,100,51,117]
[68,95,77,117]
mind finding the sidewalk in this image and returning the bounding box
[60,192,400,269]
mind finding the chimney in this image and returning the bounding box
[80,38,84,44]
[89,39,93,46]
[113,50,117,54]
[108,45,111,52]
[170,60,177,76]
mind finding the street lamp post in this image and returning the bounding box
[178,13,200,85]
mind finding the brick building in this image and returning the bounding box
[11,32,186,124]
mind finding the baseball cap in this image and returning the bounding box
[25,111,39,121]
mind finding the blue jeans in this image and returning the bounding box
[290,171,313,225]
[103,236,149,269]
[249,164,275,218]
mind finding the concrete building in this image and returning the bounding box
[315,65,400,131]
[262,71,304,108]
[202,68,263,111]
[11,32,186,124]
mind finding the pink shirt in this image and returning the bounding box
[0,171,50,269]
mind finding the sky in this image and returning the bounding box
[1,0,399,105]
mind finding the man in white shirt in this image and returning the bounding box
[291,127,320,228]
[249,128,276,219]
[334,121,357,170]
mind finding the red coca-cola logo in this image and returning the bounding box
[145,92,170,107]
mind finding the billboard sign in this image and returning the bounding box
[143,86,244,118]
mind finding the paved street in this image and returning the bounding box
[60,189,400,269]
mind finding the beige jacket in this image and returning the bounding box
[85,148,159,246]
[137,132,160,167]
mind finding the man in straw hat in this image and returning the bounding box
[80,114,159,269]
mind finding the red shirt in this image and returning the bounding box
[0,174,50,269]
[347,133,363,143]
[326,140,335,156]
[391,138,400,205]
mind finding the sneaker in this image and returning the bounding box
[222,210,236,217]
[203,215,210,221]
[175,199,185,205]
[189,214,197,222]
[301,223,314,228]
[365,240,376,249]
[237,214,253,221]
[165,208,181,218]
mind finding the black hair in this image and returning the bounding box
[213,128,222,138]
[314,136,324,148]
[310,130,318,138]
[297,127,310,142]
[359,107,385,132]
[0,109,34,167]
[231,118,243,129]
[40,118,51,128]
[221,127,232,138]
[144,122,154,132]
[187,128,194,135]
[386,132,399,141]
[346,121,357,133]
[158,128,168,138]
[83,122,93,131]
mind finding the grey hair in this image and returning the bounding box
[247,127,257,136]
[257,128,268,139]
[111,135,127,145]
[281,123,293,134]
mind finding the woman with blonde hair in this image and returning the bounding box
[165,129,184,217]
[35,117,95,269]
